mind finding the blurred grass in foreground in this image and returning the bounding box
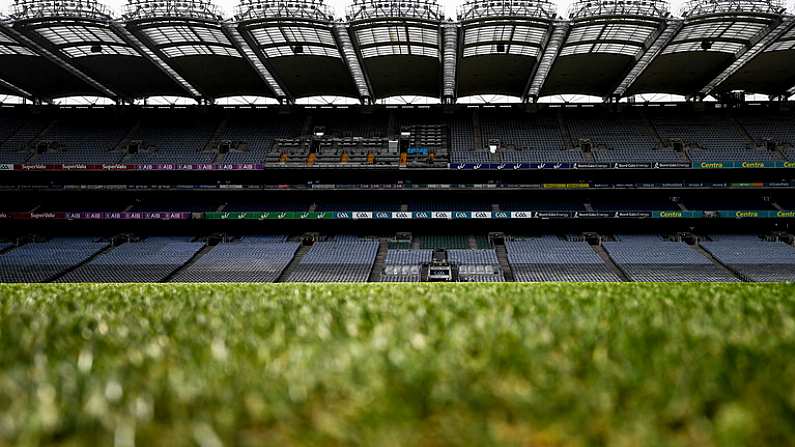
[1,283,795,447]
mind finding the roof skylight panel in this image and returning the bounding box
[724,22,767,40]
[361,44,410,57]
[250,27,287,45]
[591,42,639,55]
[0,45,37,56]
[192,27,231,45]
[508,44,539,56]
[407,27,438,45]
[600,24,654,43]
[560,42,594,55]
[766,39,795,51]
[62,44,139,57]
[511,25,546,43]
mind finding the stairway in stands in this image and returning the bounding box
[588,236,629,281]
[493,241,515,282]
[164,239,216,282]
[368,239,389,282]
[276,241,312,282]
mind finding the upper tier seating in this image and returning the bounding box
[592,149,686,163]
[287,239,378,282]
[507,236,620,282]
[220,114,301,164]
[0,116,48,163]
[652,115,749,151]
[701,235,795,282]
[122,115,217,164]
[481,113,565,151]
[568,117,658,151]
[603,235,739,282]
[738,114,795,146]
[58,237,204,282]
[172,240,299,282]
[33,116,130,164]
[0,238,109,282]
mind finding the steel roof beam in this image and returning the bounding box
[441,22,457,103]
[224,24,292,103]
[613,20,682,97]
[110,22,203,100]
[0,21,119,99]
[333,23,373,104]
[0,77,34,100]
[525,21,569,100]
[700,16,795,97]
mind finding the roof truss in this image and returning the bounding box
[231,24,293,102]
[700,16,795,96]
[525,21,568,100]
[110,22,203,99]
[333,23,373,103]
[0,21,119,99]
[612,20,683,97]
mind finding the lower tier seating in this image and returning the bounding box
[507,237,621,282]
[603,235,739,282]
[58,237,204,283]
[288,240,378,282]
[701,235,795,282]
[0,238,109,282]
[172,240,299,282]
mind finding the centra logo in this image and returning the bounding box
[741,162,764,168]
[700,162,724,169]
[735,211,758,218]
[776,210,795,217]
[659,211,683,218]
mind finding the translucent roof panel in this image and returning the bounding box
[141,26,232,46]
[566,23,657,45]
[250,26,336,46]
[764,26,795,52]
[0,31,37,56]
[138,24,241,59]
[462,24,547,46]
[462,44,540,56]
[261,45,339,57]
[360,44,439,57]
[354,22,440,58]
[36,25,126,45]
[664,40,746,53]
[664,19,770,55]
[160,44,239,57]
[31,24,143,59]
[247,24,340,59]
[355,25,439,46]
[61,44,140,57]
[560,41,640,56]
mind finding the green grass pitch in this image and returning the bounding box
[1,283,795,446]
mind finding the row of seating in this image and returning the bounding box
[603,235,739,282]
[287,240,379,282]
[701,235,795,282]
[507,237,622,282]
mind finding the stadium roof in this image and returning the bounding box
[1,0,794,102]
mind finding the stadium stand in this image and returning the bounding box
[448,249,503,282]
[701,235,795,282]
[603,235,739,282]
[0,238,109,282]
[381,249,433,282]
[173,238,300,282]
[506,237,621,282]
[121,114,217,164]
[287,239,378,282]
[58,237,204,282]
